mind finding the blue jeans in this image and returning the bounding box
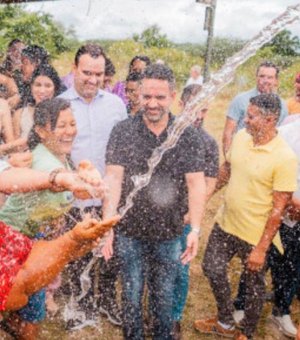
[172,224,191,321]
[17,289,46,322]
[116,233,181,340]
[16,233,47,323]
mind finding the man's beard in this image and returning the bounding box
[141,107,168,123]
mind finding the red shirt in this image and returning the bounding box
[0,222,33,311]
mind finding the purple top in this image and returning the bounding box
[112,81,128,105]
[61,72,74,89]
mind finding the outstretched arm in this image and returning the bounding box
[5,216,120,311]
[0,163,105,199]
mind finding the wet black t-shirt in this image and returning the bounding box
[197,127,219,178]
[106,113,205,241]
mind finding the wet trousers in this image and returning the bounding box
[202,224,267,339]
[116,233,181,340]
[172,224,191,321]
[64,207,120,311]
[235,222,300,316]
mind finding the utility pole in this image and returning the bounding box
[196,0,217,82]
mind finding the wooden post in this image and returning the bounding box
[196,0,217,82]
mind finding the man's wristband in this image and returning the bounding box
[191,226,201,236]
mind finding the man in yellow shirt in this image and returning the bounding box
[287,73,300,115]
[194,93,298,340]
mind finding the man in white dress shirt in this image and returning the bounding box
[59,44,127,328]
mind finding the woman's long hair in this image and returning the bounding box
[29,64,65,105]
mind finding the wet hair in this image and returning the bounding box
[256,61,280,78]
[21,45,49,65]
[27,98,71,150]
[2,39,24,73]
[74,44,106,66]
[129,55,151,72]
[30,64,63,101]
[143,63,175,90]
[126,71,143,83]
[181,84,202,106]
[0,65,10,77]
[249,93,281,121]
[8,39,23,49]
[105,57,115,77]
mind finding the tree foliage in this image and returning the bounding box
[263,29,300,56]
[176,37,245,67]
[0,5,77,58]
[133,25,172,48]
[209,37,245,66]
[104,39,202,85]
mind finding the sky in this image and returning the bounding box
[24,0,300,43]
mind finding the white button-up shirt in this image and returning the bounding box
[60,87,127,208]
[279,117,300,227]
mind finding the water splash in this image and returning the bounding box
[65,4,300,330]
[63,294,97,331]
[63,206,99,328]
[119,3,300,218]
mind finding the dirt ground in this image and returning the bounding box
[2,96,299,339]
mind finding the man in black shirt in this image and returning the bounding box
[180,84,219,195]
[102,64,207,339]
[171,84,219,338]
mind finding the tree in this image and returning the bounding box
[0,5,76,58]
[263,29,300,56]
[210,37,246,66]
[176,38,246,67]
[133,25,172,48]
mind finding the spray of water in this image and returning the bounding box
[66,3,300,328]
[119,3,300,218]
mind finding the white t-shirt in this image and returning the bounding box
[185,75,203,87]
[278,118,300,227]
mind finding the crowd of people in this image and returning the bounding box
[0,39,299,340]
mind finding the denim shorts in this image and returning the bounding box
[17,289,46,323]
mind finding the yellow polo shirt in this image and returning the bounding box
[216,129,297,253]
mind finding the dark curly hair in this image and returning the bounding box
[27,98,71,150]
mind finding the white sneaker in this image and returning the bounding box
[270,314,297,337]
[233,310,245,326]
